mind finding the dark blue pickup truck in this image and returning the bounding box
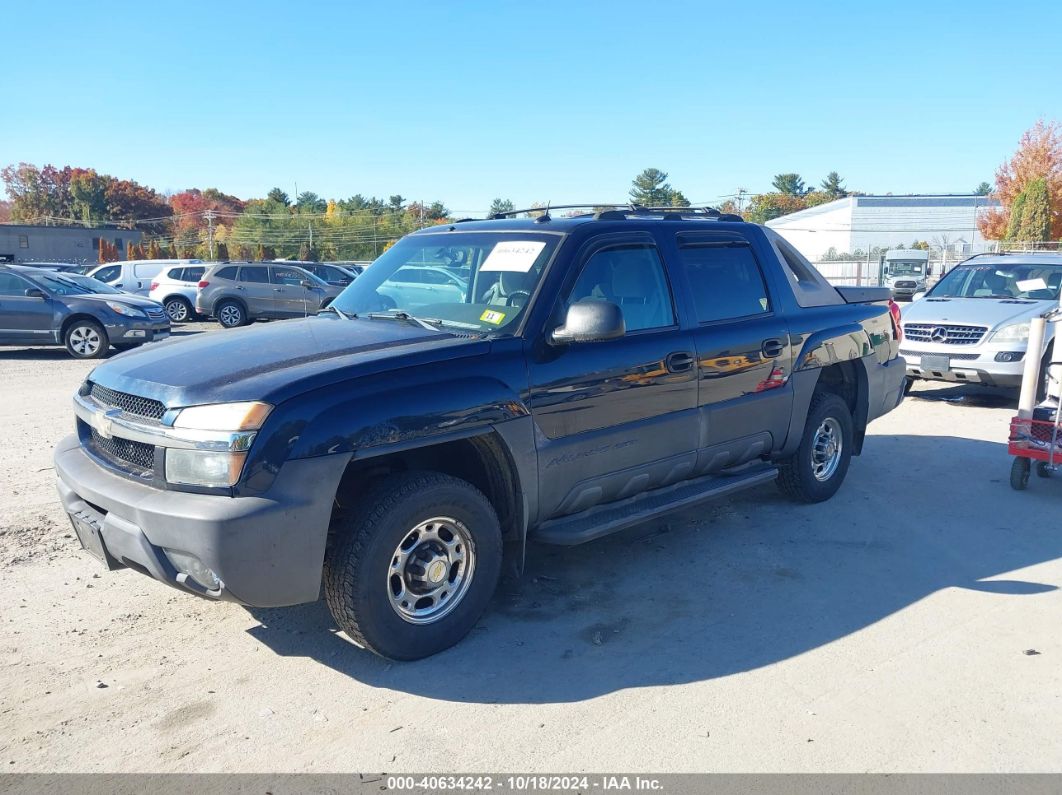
[54,206,906,659]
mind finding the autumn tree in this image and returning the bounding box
[979,120,1062,240]
[771,173,807,196]
[744,192,809,224]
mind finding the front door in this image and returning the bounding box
[0,271,55,343]
[270,267,317,316]
[528,234,698,520]
[669,232,793,465]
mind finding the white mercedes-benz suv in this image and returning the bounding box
[901,253,1061,392]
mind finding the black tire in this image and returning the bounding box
[164,296,194,324]
[1036,461,1053,479]
[64,319,109,359]
[1011,457,1030,491]
[324,471,502,661]
[776,391,854,503]
[216,299,247,328]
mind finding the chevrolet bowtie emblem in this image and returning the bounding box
[97,408,121,439]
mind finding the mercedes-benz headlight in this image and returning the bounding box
[987,321,1031,343]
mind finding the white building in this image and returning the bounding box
[765,194,1002,261]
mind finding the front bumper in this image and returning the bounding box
[901,342,1027,388]
[103,318,171,343]
[54,435,350,606]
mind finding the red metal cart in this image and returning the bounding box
[1008,415,1061,490]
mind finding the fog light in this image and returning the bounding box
[163,549,221,591]
[995,351,1025,363]
[123,329,147,338]
[165,449,247,487]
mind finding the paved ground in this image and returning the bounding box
[1,328,1060,773]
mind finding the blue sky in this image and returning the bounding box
[3,0,1060,214]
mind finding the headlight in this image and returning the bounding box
[105,301,147,318]
[165,449,247,487]
[172,401,272,431]
[988,321,1031,343]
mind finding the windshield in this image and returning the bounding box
[33,273,123,296]
[330,232,561,332]
[888,262,925,276]
[928,263,1062,300]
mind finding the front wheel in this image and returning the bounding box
[324,471,502,660]
[776,391,854,503]
[1011,457,1030,490]
[64,320,109,359]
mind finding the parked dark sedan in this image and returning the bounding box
[0,266,170,358]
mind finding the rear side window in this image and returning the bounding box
[214,266,238,280]
[678,243,770,322]
[272,267,309,286]
[184,267,205,282]
[166,267,184,280]
[238,267,269,283]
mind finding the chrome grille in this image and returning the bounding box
[902,323,987,345]
[895,281,917,289]
[899,349,980,361]
[89,383,166,421]
[89,428,155,471]
[145,306,168,321]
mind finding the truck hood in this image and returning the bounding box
[87,314,489,407]
[900,297,1056,330]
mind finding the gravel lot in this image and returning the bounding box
[1,327,1060,773]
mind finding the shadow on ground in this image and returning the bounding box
[246,433,1061,704]
[907,381,1018,408]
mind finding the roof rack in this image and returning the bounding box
[487,203,744,223]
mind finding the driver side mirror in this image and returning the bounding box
[300,280,316,289]
[25,288,46,299]
[549,301,625,346]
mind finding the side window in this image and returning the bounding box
[167,267,184,280]
[0,272,30,296]
[215,266,238,280]
[238,267,269,283]
[678,243,771,322]
[566,243,676,332]
[92,265,120,283]
[184,267,205,282]
[395,267,424,283]
[272,268,308,286]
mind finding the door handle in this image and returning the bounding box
[665,351,696,373]
[273,288,285,292]
[761,338,785,358]
[235,286,245,291]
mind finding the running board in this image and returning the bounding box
[532,466,779,546]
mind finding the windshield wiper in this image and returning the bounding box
[364,311,446,331]
[321,304,353,320]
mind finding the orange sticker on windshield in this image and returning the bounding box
[480,310,506,325]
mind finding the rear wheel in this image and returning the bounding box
[64,320,109,359]
[164,296,193,323]
[216,300,246,328]
[1011,457,1030,490]
[324,471,502,660]
[776,391,854,503]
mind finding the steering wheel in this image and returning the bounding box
[506,291,531,308]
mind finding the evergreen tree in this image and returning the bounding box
[489,198,515,217]
[630,168,675,206]
[772,173,807,196]
[1012,179,1052,241]
[974,182,993,196]
[820,171,847,198]
[267,188,291,206]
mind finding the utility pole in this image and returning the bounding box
[204,209,216,260]
[308,220,313,252]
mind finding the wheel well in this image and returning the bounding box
[163,294,192,306]
[331,433,522,540]
[60,313,105,340]
[815,361,868,453]
[214,295,247,315]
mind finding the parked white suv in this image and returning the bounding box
[87,259,201,297]
[148,263,208,322]
[901,253,1062,392]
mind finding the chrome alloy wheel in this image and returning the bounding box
[387,517,476,624]
[218,304,243,327]
[811,417,843,482]
[165,299,189,322]
[69,325,102,356]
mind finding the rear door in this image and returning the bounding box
[528,233,699,520]
[235,265,275,317]
[668,231,793,465]
[0,271,55,342]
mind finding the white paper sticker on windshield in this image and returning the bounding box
[481,241,546,272]
[1016,277,1047,292]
